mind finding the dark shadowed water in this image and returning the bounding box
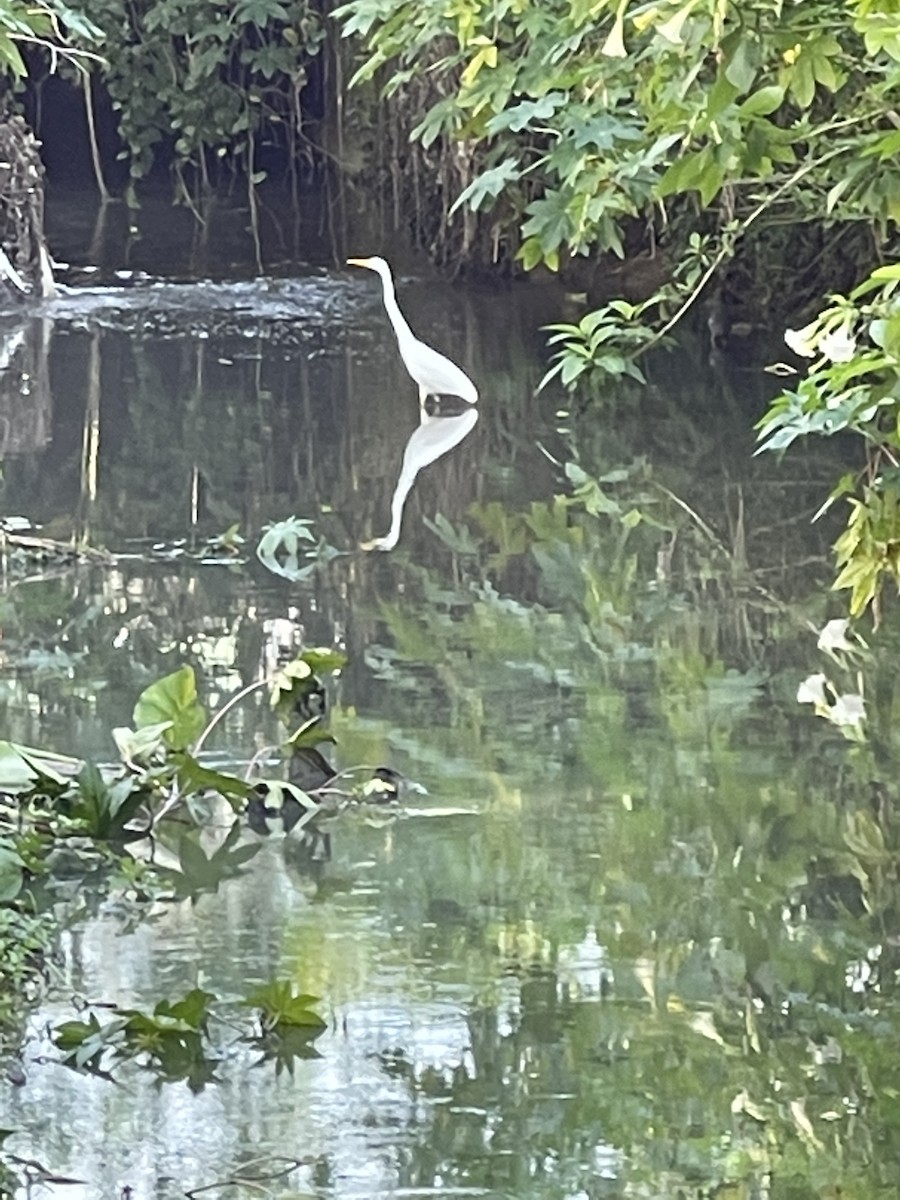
[1,194,898,1200]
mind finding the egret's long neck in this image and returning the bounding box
[379,270,415,348]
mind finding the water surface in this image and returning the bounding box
[0,200,894,1200]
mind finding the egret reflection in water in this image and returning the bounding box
[360,395,479,551]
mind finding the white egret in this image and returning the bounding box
[347,256,478,406]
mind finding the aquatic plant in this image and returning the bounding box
[52,980,326,1088]
[0,644,400,1039]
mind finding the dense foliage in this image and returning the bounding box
[336,0,898,283]
[0,0,100,78]
[73,0,325,191]
[3,0,323,196]
[758,263,900,622]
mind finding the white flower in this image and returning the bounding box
[819,327,857,363]
[817,618,854,654]
[784,322,818,358]
[601,7,627,57]
[797,674,828,705]
[829,693,866,727]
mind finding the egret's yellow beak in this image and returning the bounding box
[347,257,369,268]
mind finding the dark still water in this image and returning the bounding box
[1,197,898,1200]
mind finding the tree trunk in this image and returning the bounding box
[0,110,56,303]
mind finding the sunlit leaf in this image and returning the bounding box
[0,742,38,793]
[152,988,216,1032]
[739,85,785,116]
[134,666,206,752]
[112,722,173,763]
[299,647,347,675]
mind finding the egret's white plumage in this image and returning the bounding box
[347,256,478,406]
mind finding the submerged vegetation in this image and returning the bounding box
[54,978,325,1088]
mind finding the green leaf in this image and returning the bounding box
[657,147,712,198]
[284,717,336,751]
[487,92,566,134]
[53,1014,103,1051]
[300,648,347,675]
[153,988,216,1032]
[0,35,26,78]
[74,762,111,830]
[161,824,261,899]
[706,70,740,119]
[423,513,480,554]
[724,37,760,92]
[16,743,73,785]
[174,753,250,804]
[739,85,785,117]
[242,980,327,1030]
[812,472,858,521]
[72,763,144,839]
[134,667,206,752]
[517,236,545,271]
[0,742,38,793]
[409,94,457,147]
[788,55,816,108]
[449,157,521,215]
[112,722,172,763]
[697,158,726,207]
[521,189,574,252]
[461,41,497,88]
[0,842,24,902]
[52,3,104,41]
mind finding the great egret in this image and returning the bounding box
[347,256,478,406]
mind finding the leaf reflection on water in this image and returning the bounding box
[360,396,479,552]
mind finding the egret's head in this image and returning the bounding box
[347,255,388,274]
